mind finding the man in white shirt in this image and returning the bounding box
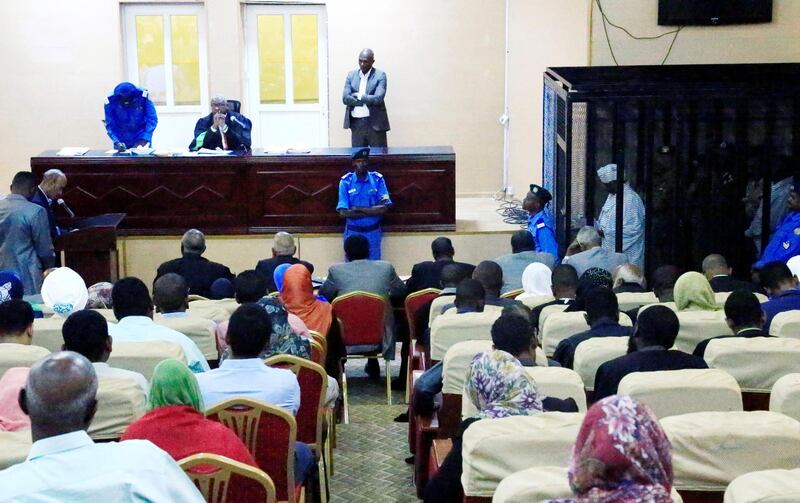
[342,48,390,147]
[0,351,204,502]
[0,299,49,366]
[108,277,210,373]
[61,309,149,395]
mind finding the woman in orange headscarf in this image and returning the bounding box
[281,264,332,335]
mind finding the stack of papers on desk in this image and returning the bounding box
[197,148,232,155]
[56,147,89,156]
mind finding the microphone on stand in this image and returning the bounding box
[56,199,75,218]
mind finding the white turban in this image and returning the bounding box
[597,163,618,184]
[788,255,800,279]
[41,267,88,317]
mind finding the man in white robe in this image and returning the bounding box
[595,163,646,268]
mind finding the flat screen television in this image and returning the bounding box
[658,0,773,26]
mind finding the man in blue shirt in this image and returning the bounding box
[337,147,392,260]
[759,261,800,332]
[103,82,158,151]
[522,184,559,260]
[755,179,800,269]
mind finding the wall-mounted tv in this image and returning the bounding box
[658,0,773,26]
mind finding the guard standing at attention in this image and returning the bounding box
[337,147,392,260]
[103,82,158,151]
[522,184,559,261]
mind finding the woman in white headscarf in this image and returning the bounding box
[517,262,552,300]
[41,267,88,317]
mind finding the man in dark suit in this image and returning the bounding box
[694,289,773,358]
[759,261,800,332]
[29,169,67,241]
[405,237,475,294]
[189,95,251,151]
[342,48,390,147]
[593,305,708,401]
[255,232,314,292]
[702,254,762,294]
[155,229,234,298]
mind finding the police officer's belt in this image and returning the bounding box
[347,222,381,232]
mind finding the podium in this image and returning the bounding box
[55,213,125,286]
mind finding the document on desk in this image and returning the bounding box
[196,148,233,156]
[56,147,90,156]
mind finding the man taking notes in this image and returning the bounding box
[342,48,390,147]
[104,82,158,151]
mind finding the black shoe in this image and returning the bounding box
[364,360,380,380]
[391,378,406,391]
[393,411,409,423]
[404,455,415,465]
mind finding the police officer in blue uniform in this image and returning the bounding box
[337,147,392,260]
[522,184,559,261]
[103,82,158,151]
[755,178,800,269]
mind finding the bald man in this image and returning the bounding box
[156,229,234,298]
[29,169,67,241]
[0,351,204,501]
[342,48,390,147]
[702,253,762,294]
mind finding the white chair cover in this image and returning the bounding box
[461,412,584,497]
[89,376,147,441]
[769,373,800,421]
[705,337,800,392]
[573,336,629,391]
[0,344,50,377]
[492,466,683,503]
[715,291,768,306]
[154,314,217,360]
[31,317,67,352]
[661,411,800,491]
[0,430,32,470]
[769,310,800,339]
[428,296,454,327]
[673,310,733,353]
[442,340,493,395]
[519,295,555,310]
[617,369,742,418]
[541,311,632,357]
[186,298,238,323]
[91,309,117,321]
[616,291,659,311]
[537,304,569,334]
[724,468,800,503]
[429,309,502,361]
[107,340,186,380]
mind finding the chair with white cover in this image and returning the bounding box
[769,373,800,422]
[31,317,67,352]
[88,376,147,441]
[0,430,32,470]
[428,296,454,328]
[572,336,629,391]
[0,344,50,378]
[91,309,117,321]
[187,298,239,323]
[769,310,800,339]
[537,304,569,335]
[492,465,684,503]
[616,369,742,419]
[429,309,503,362]
[107,340,187,380]
[616,291,659,312]
[518,295,554,310]
[673,310,733,353]
[661,411,800,493]
[461,412,584,500]
[541,311,632,357]
[714,291,768,307]
[723,468,800,503]
[154,313,218,361]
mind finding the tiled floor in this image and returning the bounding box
[329,360,419,503]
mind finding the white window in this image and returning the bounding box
[122,3,208,148]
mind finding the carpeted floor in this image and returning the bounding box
[329,359,419,503]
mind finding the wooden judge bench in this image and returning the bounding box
[31,147,456,280]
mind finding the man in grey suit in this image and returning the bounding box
[562,226,627,278]
[319,234,405,377]
[493,231,556,294]
[342,48,390,147]
[0,172,55,295]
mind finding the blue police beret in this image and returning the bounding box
[529,184,552,203]
[352,147,370,160]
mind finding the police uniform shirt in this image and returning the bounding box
[528,209,559,259]
[336,171,392,228]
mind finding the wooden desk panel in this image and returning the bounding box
[31,147,455,235]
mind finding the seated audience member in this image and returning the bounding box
[530,264,579,330]
[544,395,673,503]
[759,261,800,332]
[593,306,707,401]
[108,277,210,373]
[562,226,627,278]
[412,279,486,416]
[281,264,332,335]
[62,309,149,394]
[472,260,522,309]
[493,231,556,294]
[517,262,553,300]
[0,271,24,303]
[423,348,544,503]
[405,236,475,293]
[674,271,720,312]
[273,263,291,295]
[86,282,113,309]
[121,359,255,467]
[0,300,49,362]
[554,287,633,369]
[255,232,314,293]
[155,229,234,298]
[612,263,647,293]
[153,273,189,316]
[0,352,204,501]
[417,263,471,346]
[0,367,31,432]
[652,265,679,303]
[566,268,614,312]
[693,289,773,358]
[40,267,88,317]
[702,253,762,294]
[208,277,235,299]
